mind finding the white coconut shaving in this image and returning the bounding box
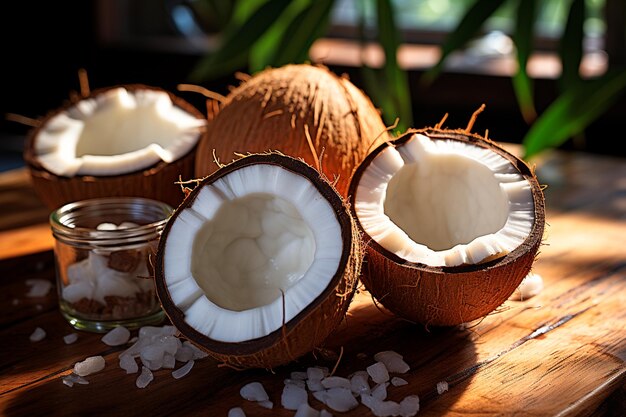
[294,403,321,417]
[436,381,449,394]
[367,362,390,384]
[172,360,194,379]
[282,383,309,410]
[29,327,46,342]
[371,382,389,401]
[312,387,359,412]
[321,376,351,390]
[119,354,139,374]
[240,382,270,402]
[74,356,105,376]
[228,407,246,417]
[136,366,154,388]
[258,400,274,409]
[101,326,131,346]
[320,410,333,417]
[399,395,420,417]
[391,377,408,387]
[25,279,52,297]
[63,333,78,345]
[62,374,90,387]
[511,272,544,301]
[350,371,371,396]
[374,351,410,374]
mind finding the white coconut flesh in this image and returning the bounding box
[355,133,534,267]
[162,164,343,343]
[33,87,205,176]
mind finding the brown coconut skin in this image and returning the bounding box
[23,84,207,210]
[194,64,388,197]
[348,129,546,327]
[155,153,362,369]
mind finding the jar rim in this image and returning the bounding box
[50,197,173,244]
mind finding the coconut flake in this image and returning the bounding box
[258,400,274,409]
[436,381,449,394]
[136,366,154,388]
[361,394,401,417]
[172,360,194,379]
[282,383,308,410]
[162,353,176,369]
[25,279,52,297]
[63,333,78,345]
[240,382,269,402]
[321,376,351,389]
[119,354,139,374]
[74,356,105,376]
[228,407,246,417]
[391,377,408,387]
[374,351,410,374]
[62,373,90,387]
[371,382,389,401]
[291,371,308,380]
[511,272,544,301]
[101,326,131,346]
[399,395,420,417]
[320,410,333,417]
[183,340,208,359]
[294,403,320,417]
[313,388,359,412]
[307,366,328,381]
[174,345,194,362]
[367,362,389,384]
[350,371,371,396]
[30,327,46,342]
[284,378,306,389]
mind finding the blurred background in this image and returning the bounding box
[1,0,625,172]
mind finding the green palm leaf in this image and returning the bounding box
[523,71,626,158]
[423,0,507,84]
[512,0,537,123]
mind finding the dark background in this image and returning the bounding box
[1,1,625,172]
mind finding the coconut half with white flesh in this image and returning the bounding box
[349,129,545,326]
[155,153,361,369]
[24,85,207,209]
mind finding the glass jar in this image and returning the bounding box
[50,197,173,332]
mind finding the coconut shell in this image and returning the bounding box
[194,64,388,196]
[348,128,546,327]
[155,153,362,369]
[23,84,207,210]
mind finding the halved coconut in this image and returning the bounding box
[349,129,545,326]
[155,153,361,369]
[194,64,389,196]
[24,85,207,209]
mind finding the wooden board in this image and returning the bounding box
[1,149,625,417]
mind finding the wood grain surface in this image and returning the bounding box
[0,148,625,417]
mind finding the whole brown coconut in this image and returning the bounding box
[24,84,207,210]
[156,153,362,369]
[194,64,388,196]
[348,128,545,327]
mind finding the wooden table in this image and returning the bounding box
[1,148,625,417]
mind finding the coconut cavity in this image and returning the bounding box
[160,162,344,343]
[191,193,316,311]
[355,133,534,266]
[34,87,205,177]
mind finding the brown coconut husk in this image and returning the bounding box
[23,84,207,210]
[194,64,389,197]
[155,153,362,369]
[348,128,546,327]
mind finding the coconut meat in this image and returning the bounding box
[34,87,206,176]
[355,134,534,267]
[162,164,343,343]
